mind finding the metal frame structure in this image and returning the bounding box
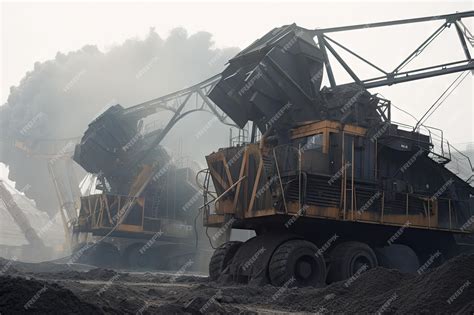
[313,11,474,88]
[123,74,234,130]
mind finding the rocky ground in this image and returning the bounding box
[0,254,473,314]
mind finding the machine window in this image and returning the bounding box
[304,134,323,151]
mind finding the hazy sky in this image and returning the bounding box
[1,0,473,145]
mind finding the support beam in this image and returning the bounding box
[391,22,447,74]
[455,22,472,60]
[324,35,387,75]
[323,37,362,85]
[313,11,474,34]
[361,62,473,88]
[317,35,336,88]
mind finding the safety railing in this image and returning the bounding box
[350,185,473,232]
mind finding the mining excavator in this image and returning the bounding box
[201,11,474,286]
[71,78,233,269]
[69,10,474,279]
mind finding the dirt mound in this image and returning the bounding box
[1,254,472,314]
[0,257,20,276]
[84,268,121,280]
[241,253,474,313]
[0,256,94,275]
[254,268,413,313]
[16,267,123,282]
[389,253,474,314]
[173,253,474,314]
[0,275,100,314]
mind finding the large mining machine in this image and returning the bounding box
[200,11,474,287]
[71,78,233,269]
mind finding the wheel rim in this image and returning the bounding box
[294,255,318,281]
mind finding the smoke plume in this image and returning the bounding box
[0,27,239,215]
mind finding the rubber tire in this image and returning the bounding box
[71,242,95,265]
[268,240,327,288]
[209,241,242,280]
[375,244,419,273]
[327,241,378,283]
[88,242,121,268]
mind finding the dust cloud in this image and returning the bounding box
[0,27,239,215]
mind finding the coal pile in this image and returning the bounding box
[0,275,100,314]
[259,254,474,313]
[173,253,474,314]
[0,253,472,314]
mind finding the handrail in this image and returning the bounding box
[273,148,288,213]
[199,175,247,210]
[351,183,470,232]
